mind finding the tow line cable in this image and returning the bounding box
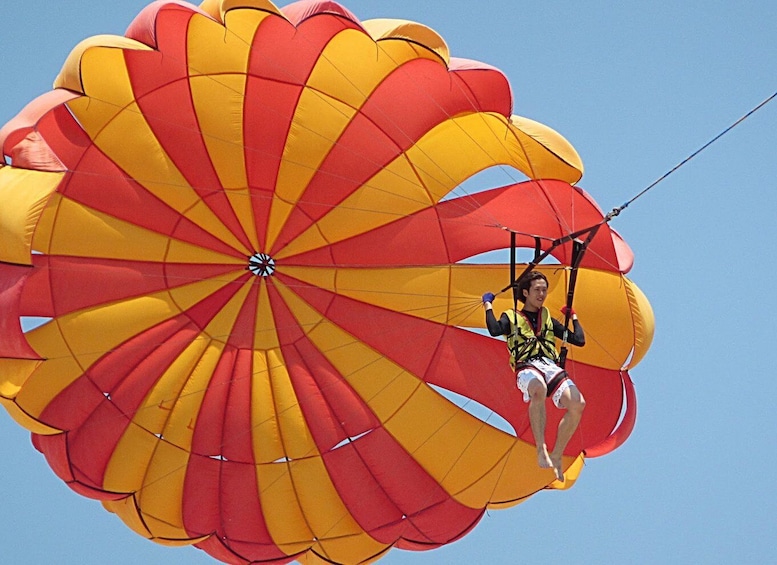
[501,90,777,365]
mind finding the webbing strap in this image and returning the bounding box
[545,371,569,398]
[558,226,600,368]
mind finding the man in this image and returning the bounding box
[483,271,586,482]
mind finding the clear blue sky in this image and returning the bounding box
[1,1,775,563]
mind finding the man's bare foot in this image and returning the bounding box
[550,454,564,482]
[537,444,553,469]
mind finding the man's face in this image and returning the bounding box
[523,279,548,311]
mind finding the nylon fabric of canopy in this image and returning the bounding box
[0,1,653,564]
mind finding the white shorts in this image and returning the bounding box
[516,357,574,409]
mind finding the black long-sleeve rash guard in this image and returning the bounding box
[485,309,586,346]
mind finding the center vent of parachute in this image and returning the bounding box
[248,253,276,277]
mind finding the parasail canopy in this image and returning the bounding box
[0,1,653,563]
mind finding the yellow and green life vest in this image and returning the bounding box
[505,307,559,369]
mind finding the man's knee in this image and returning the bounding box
[561,386,585,414]
[527,377,547,400]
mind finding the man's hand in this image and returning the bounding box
[482,292,495,304]
[561,306,576,318]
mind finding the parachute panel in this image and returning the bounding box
[624,276,655,368]
[0,168,62,265]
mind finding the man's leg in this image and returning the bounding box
[549,385,586,481]
[526,377,552,469]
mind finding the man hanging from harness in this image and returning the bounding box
[483,270,586,482]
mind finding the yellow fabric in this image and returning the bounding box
[142,282,251,455]
[103,494,210,545]
[548,453,585,490]
[257,458,388,562]
[0,359,56,435]
[54,35,152,93]
[265,348,318,460]
[248,345,386,563]
[561,268,649,370]
[254,462,312,554]
[0,168,63,265]
[12,272,245,425]
[279,264,651,372]
[253,280,282,351]
[307,29,398,109]
[274,279,563,508]
[60,44,251,254]
[103,424,191,539]
[454,265,651,370]
[190,71,257,240]
[0,358,41,403]
[103,496,153,539]
[267,31,442,250]
[201,0,284,22]
[129,441,191,539]
[363,19,450,63]
[510,115,584,183]
[187,12,259,254]
[624,277,655,368]
[15,323,89,421]
[276,112,582,259]
[32,195,244,266]
[222,8,274,43]
[282,265,453,323]
[250,350,286,463]
[268,91,357,249]
[273,154,433,260]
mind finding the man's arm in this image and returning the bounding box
[483,293,511,336]
[485,309,511,336]
[552,317,585,346]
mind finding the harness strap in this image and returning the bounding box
[510,331,535,357]
[545,371,569,398]
[510,308,558,362]
[514,362,568,398]
[559,227,600,368]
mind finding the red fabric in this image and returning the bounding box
[283,342,380,450]
[125,1,214,49]
[2,1,644,561]
[195,535,299,565]
[35,318,199,494]
[270,56,514,254]
[449,57,514,116]
[244,77,301,250]
[20,257,242,318]
[0,90,77,167]
[0,264,40,359]
[322,428,483,546]
[584,371,638,457]
[285,180,631,273]
[282,0,360,27]
[278,273,628,456]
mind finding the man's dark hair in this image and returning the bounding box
[515,271,548,303]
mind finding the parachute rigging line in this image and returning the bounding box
[498,221,604,296]
[495,90,777,337]
[557,227,600,368]
[500,223,600,369]
[493,89,777,271]
[607,89,777,219]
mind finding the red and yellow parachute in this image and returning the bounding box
[0,1,653,563]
